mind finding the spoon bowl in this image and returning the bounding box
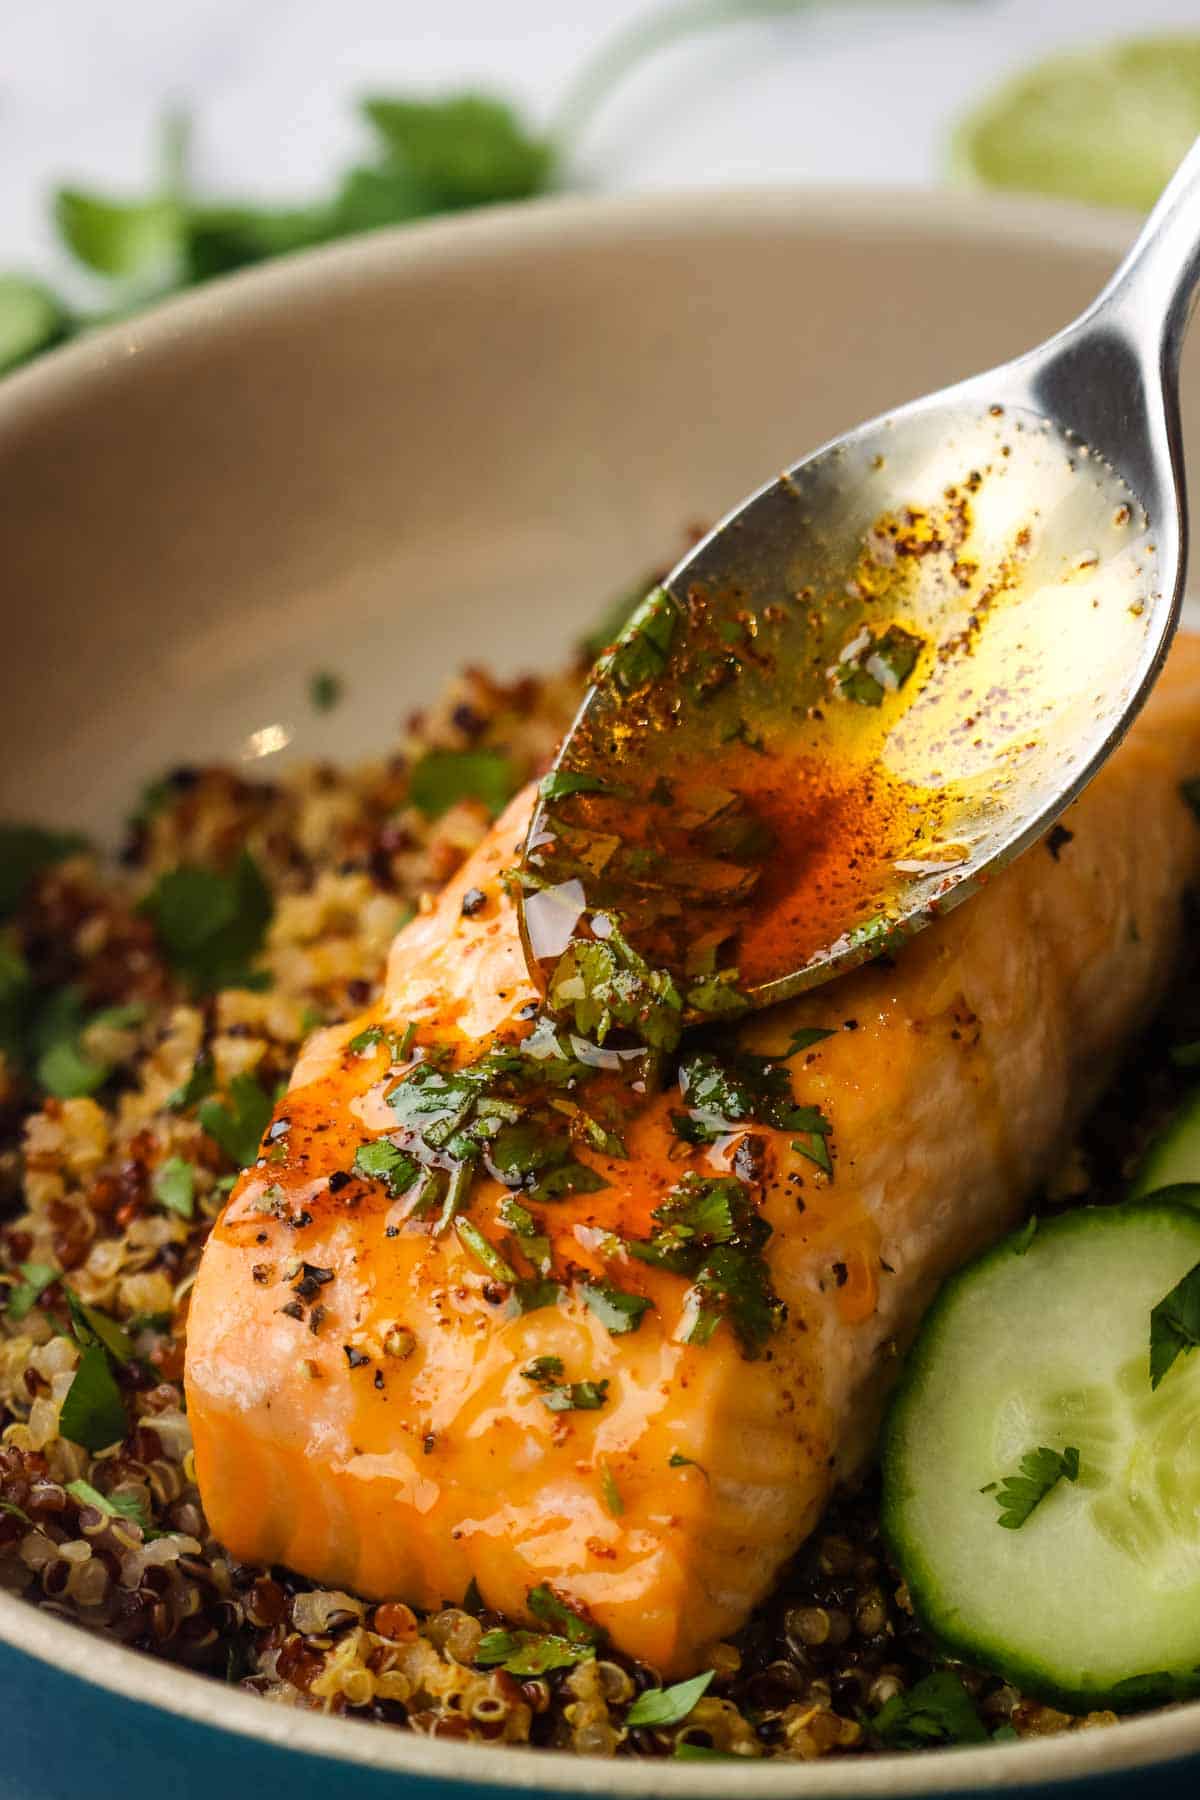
[520,144,1200,1018]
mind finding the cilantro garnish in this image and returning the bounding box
[0,824,88,918]
[683,1243,783,1357]
[785,1025,836,1056]
[408,748,518,821]
[579,1281,651,1335]
[65,1479,151,1531]
[353,1138,419,1197]
[520,1356,565,1387]
[626,1669,714,1728]
[198,1072,273,1168]
[527,1584,599,1646]
[539,770,613,803]
[152,1155,195,1219]
[309,670,342,712]
[835,623,924,706]
[510,1278,563,1316]
[673,1048,830,1148]
[871,1671,987,1748]
[992,1445,1081,1529]
[167,1051,216,1111]
[548,922,683,1051]
[628,1173,782,1357]
[539,1379,608,1413]
[5,1261,59,1322]
[141,850,273,993]
[23,987,144,1100]
[58,1344,127,1453]
[1150,1260,1200,1389]
[475,1630,592,1676]
[595,586,680,693]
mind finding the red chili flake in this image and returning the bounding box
[279,1300,305,1322]
[344,1345,371,1368]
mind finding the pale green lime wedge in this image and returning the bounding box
[953,36,1200,211]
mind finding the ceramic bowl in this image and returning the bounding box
[2,186,1199,1800]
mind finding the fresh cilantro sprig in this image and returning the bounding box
[989,1445,1080,1529]
[140,851,273,994]
[871,1671,987,1748]
[626,1669,714,1728]
[1150,1259,1200,1389]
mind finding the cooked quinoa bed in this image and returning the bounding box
[1,639,1195,1762]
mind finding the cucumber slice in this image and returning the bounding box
[882,1203,1200,1710]
[1130,1089,1200,1199]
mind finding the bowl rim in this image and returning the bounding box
[2,180,1193,1795]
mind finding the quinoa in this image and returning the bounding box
[0,633,1192,1761]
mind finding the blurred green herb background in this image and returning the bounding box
[2,3,1198,378]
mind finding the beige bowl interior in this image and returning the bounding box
[3,187,1200,1795]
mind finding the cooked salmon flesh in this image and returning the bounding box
[186,633,1200,1675]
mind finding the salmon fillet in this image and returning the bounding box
[185,633,1200,1676]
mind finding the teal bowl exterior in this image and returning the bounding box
[3,187,1200,1799]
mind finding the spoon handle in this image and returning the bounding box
[1092,133,1200,382]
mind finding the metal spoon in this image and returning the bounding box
[518,143,1200,1023]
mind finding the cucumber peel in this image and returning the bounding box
[882,1202,1200,1711]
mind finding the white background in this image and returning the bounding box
[1,0,1197,281]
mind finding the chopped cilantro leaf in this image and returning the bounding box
[65,1289,136,1364]
[309,670,342,711]
[595,586,680,694]
[674,1048,829,1146]
[520,1355,565,1387]
[872,1671,987,1748]
[349,1025,385,1054]
[539,770,612,803]
[152,1156,195,1219]
[58,1344,127,1453]
[527,1584,599,1646]
[167,1051,216,1111]
[475,1630,592,1676]
[1150,1260,1200,1389]
[141,851,273,993]
[626,1669,714,1728]
[408,748,518,821]
[992,1445,1081,1528]
[548,924,682,1051]
[5,1261,59,1322]
[673,1745,735,1761]
[353,1138,419,1196]
[199,1072,273,1168]
[683,1243,783,1358]
[510,1278,562,1316]
[542,1378,609,1413]
[0,824,88,919]
[785,1025,836,1056]
[65,1479,151,1530]
[32,986,109,1098]
[0,1498,32,1525]
[579,1281,651,1335]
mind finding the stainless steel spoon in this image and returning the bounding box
[518,142,1200,1024]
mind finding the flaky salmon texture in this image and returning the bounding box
[186,633,1200,1678]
